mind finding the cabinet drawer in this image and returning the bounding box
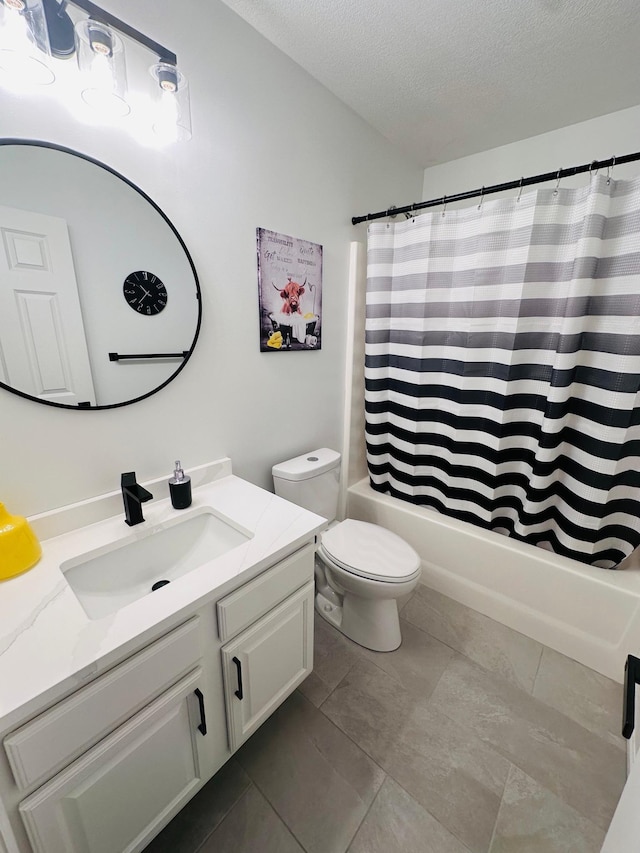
[4,617,201,791]
[217,543,314,642]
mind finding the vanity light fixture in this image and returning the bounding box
[0,0,191,140]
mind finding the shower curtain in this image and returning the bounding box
[365,174,640,568]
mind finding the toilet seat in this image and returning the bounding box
[320,519,421,584]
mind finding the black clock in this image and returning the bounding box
[123,271,168,315]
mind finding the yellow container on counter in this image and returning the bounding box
[0,502,42,581]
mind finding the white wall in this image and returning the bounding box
[0,0,422,516]
[347,103,640,487]
[421,104,640,202]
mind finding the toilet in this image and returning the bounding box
[272,448,421,651]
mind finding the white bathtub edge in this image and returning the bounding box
[348,477,640,684]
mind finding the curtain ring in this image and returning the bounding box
[441,195,447,217]
[553,168,562,196]
[516,177,524,203]
[607,155,616,185]
[477,186,485,210]
[589,160,599,180]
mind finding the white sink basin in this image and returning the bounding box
[62,509,251,620]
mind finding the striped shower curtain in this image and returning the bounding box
[365,174,640,568]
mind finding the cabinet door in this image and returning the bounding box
[222,581,314,751]
[19,669,207,853]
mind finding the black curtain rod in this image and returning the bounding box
[352,151,640,225]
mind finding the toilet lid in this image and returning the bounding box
[320,520,421,583]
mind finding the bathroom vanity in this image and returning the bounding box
[0,459,325,853]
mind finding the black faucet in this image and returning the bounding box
[121,472,153,526]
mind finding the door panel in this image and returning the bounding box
[0,205,96,405]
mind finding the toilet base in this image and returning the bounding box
[315,590,402,652]
[315,590,343,631]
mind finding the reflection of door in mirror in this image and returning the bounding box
[0,205,96,406]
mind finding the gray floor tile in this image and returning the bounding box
[298,615,362,706]
[357,617,456,700]
[144,589,629,853]
[236,690,385,853]
[429,654,626,832]
[198,785,303,853]
[489,765,606,853]
[322,658,510,853]
[403,585,544,692]
[349,776,472,853]
[142,759,250,853]
[533,646,625,751]
[321,656,418,758]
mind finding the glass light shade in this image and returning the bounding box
[150,61,191,142]
[0,0,54,86]
[75,19,129,117]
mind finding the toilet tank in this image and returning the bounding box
[272,448,341,521]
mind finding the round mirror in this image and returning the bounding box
[0,140,201,409]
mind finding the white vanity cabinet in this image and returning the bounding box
[0,539,317,853]
[2,615,222,853]
[18,670,207,853]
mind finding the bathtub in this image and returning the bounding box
[347,477,640,684]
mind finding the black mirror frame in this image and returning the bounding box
[0,138,202,411]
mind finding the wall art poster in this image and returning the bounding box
[257,227,323,352]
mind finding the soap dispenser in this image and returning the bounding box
[169,460,192,509]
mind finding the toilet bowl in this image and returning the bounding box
[315,518,421,651]
[272,449,421,651]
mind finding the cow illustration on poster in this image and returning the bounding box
[257,228,322,352]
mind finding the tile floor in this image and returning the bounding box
[144,585,627,853]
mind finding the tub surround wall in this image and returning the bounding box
[338,242,367,520]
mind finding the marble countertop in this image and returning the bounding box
[0,460,325,733]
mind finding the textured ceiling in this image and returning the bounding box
[219,0,640,168]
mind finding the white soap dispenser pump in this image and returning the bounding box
[169,460,192,509]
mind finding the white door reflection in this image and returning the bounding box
[0,204,96,406]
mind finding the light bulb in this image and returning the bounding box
[153,89,180,142]
[75,19,129,117]
[0,0,54,86]
[149,61,191,142]
[88,49,113,91]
